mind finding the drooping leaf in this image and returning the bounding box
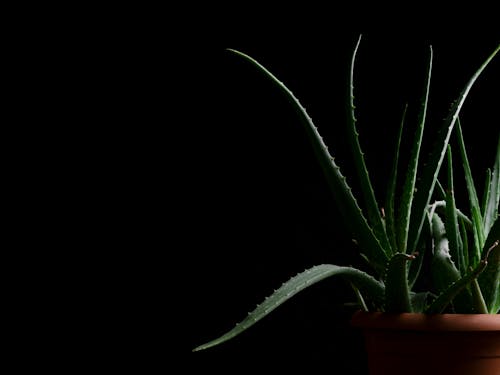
[193,264,385,351]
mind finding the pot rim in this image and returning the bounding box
[350,311,500,331]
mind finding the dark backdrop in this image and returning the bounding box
[175,31,499,373]
[45,19,499,373]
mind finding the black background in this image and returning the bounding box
[25,11,499,373]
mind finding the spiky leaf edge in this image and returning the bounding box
[456,119,484,263]
[397,46,433,254]
[347,35,392,254]
[193,264,384,351]
[407,44,500,259]
[226,48,389,271]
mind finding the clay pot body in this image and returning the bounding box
[351,311,500,375]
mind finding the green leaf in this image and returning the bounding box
[459,216,470,271]
[407,43,500,258]
[482,169,492,222]
[397,46,432,254]
[471,277,488,313]
[478,219,500,313]
[426,258,488,314]
[192,264,385,351]
[483,136,500,236]
[350,282,368,312]
[444,146,464,274]
[408,211,430,288]
[432,200,473,230]
[411,292,433,313]
[384,253,416,312]
[435,180,446,200]
[347,35,392,255]
[227,48,389,271]
[456,119,485,263]
[386,104,407,254]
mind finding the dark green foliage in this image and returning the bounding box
[194,39,500,351]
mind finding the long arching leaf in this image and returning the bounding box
[227,48,389,271]
[193,264,385,351]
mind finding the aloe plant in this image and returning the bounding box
[194,37,500,352]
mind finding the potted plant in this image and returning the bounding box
[193,36,500,374]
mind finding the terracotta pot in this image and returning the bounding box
[350,311,500,375]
